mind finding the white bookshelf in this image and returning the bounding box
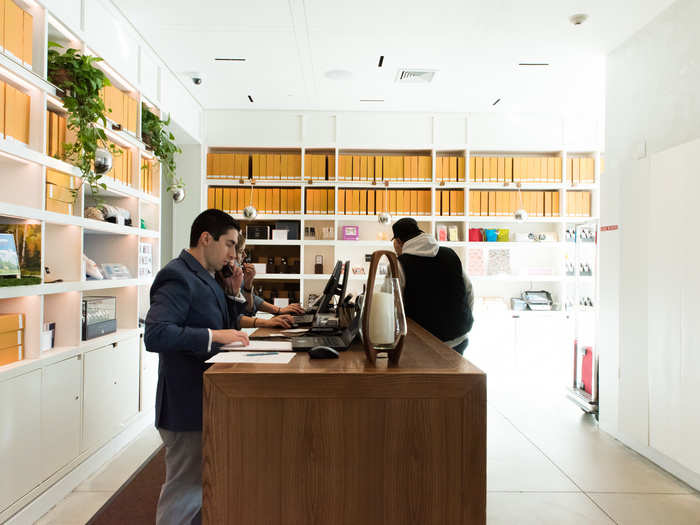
[0,5,164,521]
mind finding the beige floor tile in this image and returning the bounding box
[76,426,162,492]
[487,410,579,492]
[35,491,112,525]
[589,493,700,525]
[487,492,615,525]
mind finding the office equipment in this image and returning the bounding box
[521,290,553,311]
[341,225,359,240]
[291,326,356,350]
[81,296,117,340]
[308,346,340,359]
[203,320,486,524]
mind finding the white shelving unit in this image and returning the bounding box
[202,146,600,318]
[0,4,163,521]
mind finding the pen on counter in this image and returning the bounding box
[246,352,279,357]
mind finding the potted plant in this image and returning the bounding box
[141,106,184,201]
[47,42,118,197]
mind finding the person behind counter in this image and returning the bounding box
[145,209,250,525]
[391,217,474,355]
[226,236,306,329]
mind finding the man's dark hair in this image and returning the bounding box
[189,209,241,248]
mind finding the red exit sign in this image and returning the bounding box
[600,225,619,232]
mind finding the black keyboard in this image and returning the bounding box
[292,335,344,349]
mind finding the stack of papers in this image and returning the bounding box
[221,340,292,352]
[206,352,294,364]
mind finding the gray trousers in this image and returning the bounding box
[156,428,202,525]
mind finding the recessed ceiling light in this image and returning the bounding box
[518,62,550,67]
[569,13,589,26]
[378,56,384,67]
[248,95,254,103]
[215,57,246,62]
[324,69,353,80]
[492,98,501,106]
[360,99,384,102]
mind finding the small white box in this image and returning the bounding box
[272,229,288,241]
[40,331,53,352]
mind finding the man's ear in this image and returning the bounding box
[199,231,211,246]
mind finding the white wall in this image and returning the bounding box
[604,0,700,488]
[171,144,205,256]
[205,110,603,150]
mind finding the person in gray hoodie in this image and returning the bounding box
[392,218,474,354]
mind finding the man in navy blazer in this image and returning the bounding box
[145,209,250,525]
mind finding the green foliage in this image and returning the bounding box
[47,42,116,197]
[141,106,184,193]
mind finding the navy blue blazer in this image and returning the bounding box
[145,250,245,431]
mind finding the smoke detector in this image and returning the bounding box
[570,13,589,26]
[395,69,437,84]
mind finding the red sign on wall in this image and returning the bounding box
[600,225,619,232]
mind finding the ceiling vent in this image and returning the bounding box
[395,69,437,84]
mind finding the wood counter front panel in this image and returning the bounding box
[203,322,486,524]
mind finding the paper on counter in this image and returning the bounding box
[282,328,309,334]
[206,352,295,364]
[221,340,293,352]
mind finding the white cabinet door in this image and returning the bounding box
[82,343,117,452]
[140,334,158,413]
[41,355,82,479]
[0,370,42,512]
[113,337,140,429]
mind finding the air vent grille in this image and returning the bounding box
[395,69,436,84]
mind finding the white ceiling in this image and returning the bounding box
[113,0,675,114]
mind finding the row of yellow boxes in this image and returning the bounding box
[337,189,433,216]
[435,156,467,182]
[140,158,159,195]
[565,191,593,217]
[1,0,33,68]
[1,80,30,144]
[304,189,335,214]
[0,313,24,367]
[207,187,303,215]
[469,191,562,217]
[105,140,134,186]
[566,157,596,184]
[338,154,432,182]
[469,157,563,184]
[46,168,78,215]
[45,110,79,158]
[207,152,303,180]
[435,190,466,216]
[100,85,139,135]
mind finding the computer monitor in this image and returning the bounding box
[317,260,349,314]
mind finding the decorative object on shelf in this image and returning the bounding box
[242,186,258,219]
[497,229,510,242]
[436,225,447,241]
[100,263,132,279]
[274,221,300,240]
[246,224,269,240]
[94,147,113,175]
[140,218,147,229]
[271,229,288,241]
[0,223,41,287]
[96,204,132,226]
[84,206,105,221]
[314,255,324,275]
[81,296,117,340]
[361,250,407,365]
[138,243,153,278]
[484,229,499,242]
[448,225,460,241]
[47,43,118,198]
[321,227,334,240]
[351,267,366,275]
[83,254,104,280]
[486,249,512,276]
[521,290,553,311]
[141,105,184,199]
[40,322,56,352]
[467,248,486,276]
[341,225,359,240]
[469,228,484,242]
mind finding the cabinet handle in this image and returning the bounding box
[77,354,82,361]
[75,395,79,400]
[112,342,118,348]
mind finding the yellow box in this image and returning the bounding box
[0,345,23,366]
[0,313,24,333]
[0,329,22,350]
[46,197,73,215]
[46,182,75,203]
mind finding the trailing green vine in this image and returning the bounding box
[46,42,118,198]
[141,106,183,193]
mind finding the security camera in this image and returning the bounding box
[191,73,204,85]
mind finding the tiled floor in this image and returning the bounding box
[36,353,700,524]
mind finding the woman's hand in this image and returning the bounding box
[279,303,305,315]
[259,315,294,329]
[220,263,243,296]
[242,263,256,289]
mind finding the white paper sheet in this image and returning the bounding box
[206,352,295,364]
[220,340,293,352]
[282,328,309,334]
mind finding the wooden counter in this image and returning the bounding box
[202,320,486,524]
